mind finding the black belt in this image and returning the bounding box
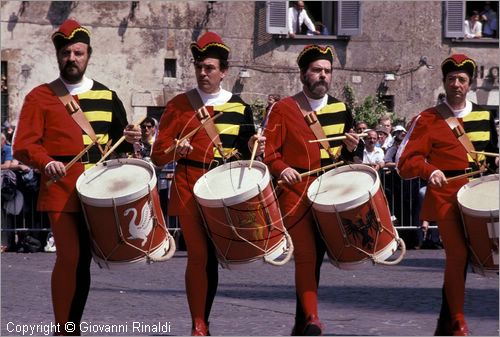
[51,153,90,164]
[177,158,220,170]
[442,169,473,177]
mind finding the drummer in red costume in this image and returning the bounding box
[263,45,361,335]
[397,54,498,336]
[12,19,140,335]
[151,32,265,336]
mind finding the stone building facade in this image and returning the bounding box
[1,1,498,127]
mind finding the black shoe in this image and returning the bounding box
[303,315,323,336]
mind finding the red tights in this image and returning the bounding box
[178,212,219,326]
[437,215,469,320]
[286,210,325,322]
[48,212,92,336]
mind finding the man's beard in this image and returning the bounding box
[305,79,329,98]
[60,62,86,83]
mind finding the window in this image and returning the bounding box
[266,1,362,37]
[164,59,177,78]
[444,1,499,41]
[380,95,395,112]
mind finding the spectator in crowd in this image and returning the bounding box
[378,114,393,148]
[465,10,483,38]
[397,54,498,335]
[1,132,16,252]
[266,94,281,114]
[481,2,498,38]
[1,133,13,169]
[151,31,264,335]
[264,44,360,336]
[288,1,320,38]
[383,125,407,168]
[2,121,15,144]
[134,116,158,161]
[309,21,329,36]
[12,19,140,335]
[355,120,369,134]
[375,125,390,151]
[353,121,369,163]
[362,129,385,171]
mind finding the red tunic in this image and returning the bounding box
[13,81,131,212]
[151,92,254,216]
[263,95,355,217]
[397,107,471,221]
[13,84,86,212]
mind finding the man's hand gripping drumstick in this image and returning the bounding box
[277,161,344,186]
[97,115,146,164]
[46,138,100,186]
[428,166,487,188]
[164,112,223,156]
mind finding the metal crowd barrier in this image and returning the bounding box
[0,165,426,250]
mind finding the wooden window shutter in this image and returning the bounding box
[337,1,362,36]
[444,1,465,38]
[266,1,289,35]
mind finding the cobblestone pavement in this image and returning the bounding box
[1,249,498,336]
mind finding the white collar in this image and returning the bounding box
[303,92,328,112]
[60,76,93,95]
[444,98,472,118]
[196,87,232,106]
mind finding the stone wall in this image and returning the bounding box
[1,1,498,125]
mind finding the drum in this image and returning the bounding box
[193,160,293,267]
[76,158,176,269]
[457,174,499,276]
[307,164,405,269]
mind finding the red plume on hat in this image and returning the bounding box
[52,19,91,51]
[441,54,476,80]
[297,45,334,70]
[190,32,230,61]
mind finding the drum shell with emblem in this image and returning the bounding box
[193,160,292,266]
[76,158,174,269]
[307,164,399,269]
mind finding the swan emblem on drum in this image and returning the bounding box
[124,202,153,246]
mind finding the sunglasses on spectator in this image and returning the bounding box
[141,124,154,129]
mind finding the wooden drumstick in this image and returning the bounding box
[308,133,368,143]
[46,138,99,187]
[163,112,223,155]
[248,127,262,170]
[97,115,148,164]
[277,161,344,185]
[446,167,486,182]
[471,150,499,158]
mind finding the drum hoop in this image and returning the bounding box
[307,164,380,213]
[457,174,499,218]
[194,160,270,207]
[76,158,157,207]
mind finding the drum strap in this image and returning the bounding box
[48,79,104,155]
[435,103,479,164]
[293,92,337,160]
[185,89,227,160]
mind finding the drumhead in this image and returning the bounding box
[193,160,270,207]
[76,158,157,207]
[457,174,499,217]
[307,164,380,212]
